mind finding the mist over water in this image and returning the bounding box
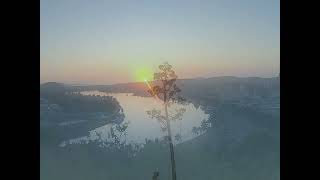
[60,91,209,148]
[40,79,280,180]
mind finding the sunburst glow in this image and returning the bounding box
[134,68,153,82]
[143,79,160,101]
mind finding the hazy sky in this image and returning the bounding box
[41,0,279,85]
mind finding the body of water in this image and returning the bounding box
[60,91,209,148]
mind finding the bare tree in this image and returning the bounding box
[147,62,185,180]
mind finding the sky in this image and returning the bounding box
[41,0,279,85]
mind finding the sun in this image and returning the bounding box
[134,67,153,82]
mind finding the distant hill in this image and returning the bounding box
[41,82,65,89]
[66,76,279,95]
[44,76,279,114]
[177,76,279,100]
[73,76,278,102]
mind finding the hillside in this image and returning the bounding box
[64,76,279,116]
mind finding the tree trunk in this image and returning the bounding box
[165,102,177,180]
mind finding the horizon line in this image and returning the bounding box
[40,75,280,86]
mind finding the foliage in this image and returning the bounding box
[146,62,186,180]
[146,62,187,136]
[148,62,186,104]
[192,118,212,135]
[41,88,120,113]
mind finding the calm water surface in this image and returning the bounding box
[60,91,209,147]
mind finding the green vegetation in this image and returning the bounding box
[41,82,120,113]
